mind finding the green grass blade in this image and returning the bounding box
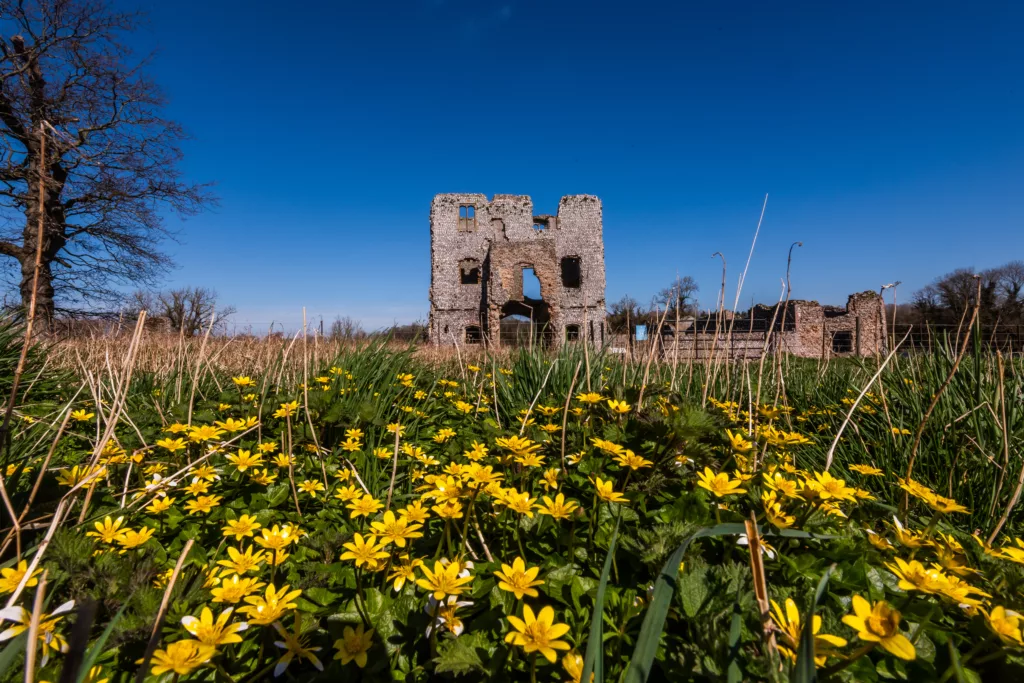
[580,513,622,683]
[0,633,26,678]
[727,596,743,683]
[793,563,835,683]
[624,522,747,683]
[72,602,129,683]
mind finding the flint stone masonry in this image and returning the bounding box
[429,194,606,347]
[621,291,887,359]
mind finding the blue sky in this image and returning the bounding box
[130,0,1024,331]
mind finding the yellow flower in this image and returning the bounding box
[927,494,969,515]
[607,399,631,414]
[226,450,263,472]
[562,652,586,683]
[495,557,544,599]
[156,437,187,452]
[87,516,128,544]
[254,525,298,551]
[298,479,325,497]
[432,499,464,520]
[347,494,384,519]
[149,640,216,675]
[333,623,373,668]
[215,417,248,433]
[505,604,572,663]
[762,491,795,529]
[885,558,948,595]
[505,490,537,517]
[849,464,884,476]
[770,597,847,665]
[188,424,226,442]
[0,560,42,594]
[983,606,1024,646]
[218,546,267,574]
[181,606,248,646]
[183,479,210,496]
[370,511,423,547]
[340,533,391,568]
[399,500,431,524]
[575,392,603,405]
[117,527,155,551]
[388,558,422,592]
[272,452,296,468]
[592,476,628,504]
[726,429,753,453]
[223,515,262,541]
[696,468,747,498]
[55,465,106,488]
[539,493,579,520]
[805,471,857,502]
[842,595,915,660]
[71,409,95,422]
[210,575,265,604]
[416,560,474,600]
[240,584,302,625]
[273,401,300,418]
[232,376,256,387]
[184,495,223,515]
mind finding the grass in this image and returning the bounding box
[0,319,1023,682]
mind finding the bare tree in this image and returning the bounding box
[657,275,699,316]
[0,1,212,328]
[130,287,234,336]
[328,315,365,341]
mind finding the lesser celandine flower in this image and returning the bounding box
[340,533,390,568]
[273,401,299,418]
[71,408,95,421]
[334,623,373,668]
[218,546,266,574]
[87,516,128,544]
[0,560,42,594]
[607,399,631,414]
[348,494,384,518]
[575,392,603,405]
[211,575,265,604]
[849,464,884,476]
[841,595,915,660]
[983,606,1024,646]
[495,557,544,599]
[223,515,262,541]
[770,598,847,665]
[505,604,572,663]
[539,493,579,520]
[240,584,302,625]
[0,600,74,665]
[696,468,747,498]
[181,607,248,646]
[592,476,628,504]
[370,510,423,547]
[148,640,216,675]
[416,560,473,600]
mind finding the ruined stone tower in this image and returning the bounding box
[429,194,606,347]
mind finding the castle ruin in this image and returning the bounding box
[429,194,606,347]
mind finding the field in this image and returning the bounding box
[2,317,1024,682]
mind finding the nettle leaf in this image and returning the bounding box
[433,632,490,676]
[677,564,710,618]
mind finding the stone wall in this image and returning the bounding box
[429,194,606,347]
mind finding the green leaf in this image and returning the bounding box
[0,633,25,679]
[793,563,835,683]
[677,564,709,618]
[624,523,747,683]
[580,513,623,683]
[433,631,489,675]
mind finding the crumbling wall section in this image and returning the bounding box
[429,193,606,347]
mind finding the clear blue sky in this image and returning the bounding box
[130,0,1024,331]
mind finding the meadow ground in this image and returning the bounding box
[1,318,1024,682]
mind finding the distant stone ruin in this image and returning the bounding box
[429,194,606,347]
[619,291,888,359]
[428,193,886,358]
